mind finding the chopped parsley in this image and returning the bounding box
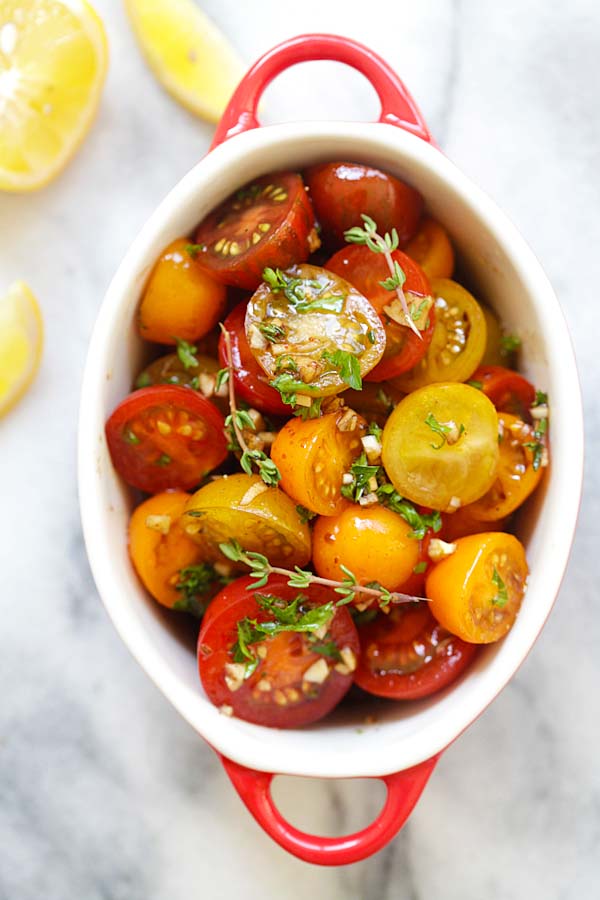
[258,322,287,342]
[135,371,152,389]
[175,337,199,370]
[296,505,317,524]
[185,243,205,259]
[173,563,229,618]
[321,349,362,390]
[500,334,522,356]
[424,412,465,449]
[413,561,428,575]
[491,567,508,607]
[524,390,549,471]
[340,452,380,502]
[376,483,442,539]
[467,379,483,390]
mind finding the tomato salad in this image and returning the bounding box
[106,163,549,728]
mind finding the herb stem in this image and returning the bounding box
[265,564,426,605]
[221,325,249,455]
[380,241,422,341]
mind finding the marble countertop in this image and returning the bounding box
[1,0,599,896]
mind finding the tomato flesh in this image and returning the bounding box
[354,602,477,700]
[305,161,423,246]
[198,576,360,727]
[326,244,435,379]
[105,385,227,493]
[194,173,318,290]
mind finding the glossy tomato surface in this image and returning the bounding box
[326,244,435,379]
[354,602,477,699]
[198,576,360,727]
[194,173,317,290]
[471,365,535,420]
[105,385,227,493]
[305,162,423,246]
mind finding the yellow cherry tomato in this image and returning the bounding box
[391,278,486,392]
[404,217,455,279]
[479,304,504,367]
[182,473,311,567]
[271,409,366,516]
[381,383,499,511]
[312,506,421,593]
[426,532,528,643]
[138,238,227,344]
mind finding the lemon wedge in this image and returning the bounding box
[0,281,43,416]
[0,0,108,192]
[124,0,244,123]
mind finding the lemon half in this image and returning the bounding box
[0,281,43,416]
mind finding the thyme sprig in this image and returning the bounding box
[219,325,281,487]
[524,389,549,471]
[344,214,422,339]
[219,539,428,608]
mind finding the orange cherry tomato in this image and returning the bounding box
[404,217,455,279]
[129,490,217,614]
[470,365,535,420]
[465,412,544,522]
[440,507,509,542]
[137,238,227,344]
[312,506,420,594]
[426,532,528,643]
[271,410,366,516]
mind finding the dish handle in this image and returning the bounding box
[219,752,440,866]
[211,33,432,149]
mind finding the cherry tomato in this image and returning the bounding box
[465,412,544,521]
[341,381,405,426]
[105,386,227,493]
[197,576,360,727]
[353,602,477,700]
[271,410,366,516]
[404,218,455,279]
[440,507,509,542]
[135,351,229,414]
[381,383,499,511]
[218,302,289,416]
[193,173,318,290]
[129,490,217,613]
[245,264,386,398]
[312,506,420,593]
[182,473,311,568]
[326,245,435,380]
[426,532,528,643]
[391,278,487,392]
[479,305,504,367]
[305,161,423,246]
[470,365,535,420]
[137,238,227,344]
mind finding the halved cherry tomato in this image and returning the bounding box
[326,245,435,380]
[305,161,423,246]
[440,507,509,542]
[404,218,455,279]
[426,532,528,643]
[381,383,499,511]
[465,412,543,521]
[353,602,477,700]
[182,473,311,568]
[391,278,487,392]
[341,381,405,426]
[137,238,227,344]
[194,173,318,290]
[470,365,535,420]
[197,576,360,727]
[129,490,218,613]
[271,410,366,516]
[312,506,420,593]
[135,351,229,414]
[218,302,289,416]
[245,264,386,398]
[105,386,227,493]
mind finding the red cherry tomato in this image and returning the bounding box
[218,302,290,416]
[353,602,477,700]
[326,244,435,380]
[194,173,318,290]
[305,161,423,246]
[471,365,535,420]
[105,385,227,493]
[198,576,360,727]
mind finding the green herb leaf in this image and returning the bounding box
[310,641,342,661]
[215,367,229,392]
[322,349,362,390]
[155,453,171,466]
[379,259,406,292]
[124,428,140,444]
[296,505,317,524]
[367,422,383,441]
[467,379,483,390]
[413,561,428,574]
[491,566,509,607]
[259,322,287,342]
[175,337,199,370]
[340,452,380,502]
[500,334,522,356]
[135,371,152,389]
[376,484,442,539]
[424,412,464,450]
[174,563,229,617]
[185,243,205,259]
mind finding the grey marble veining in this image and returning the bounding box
[1,0,599,897]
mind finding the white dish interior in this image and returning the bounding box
[78,122,583,778]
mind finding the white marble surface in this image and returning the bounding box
[1,0,599,896]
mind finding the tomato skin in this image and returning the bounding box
[312,506,420,594]
[426,532,528,644]
[271,411,366,516]
[105,385,227,493]
[194,173,317,290]
[198,576,360,727]
[404,218,455,280]
[305,162,423,246]
[218,302,289,415]
[325,245,435,380]
[471,365,535,420]
[137,238,227,344]
[354,602,477,700]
